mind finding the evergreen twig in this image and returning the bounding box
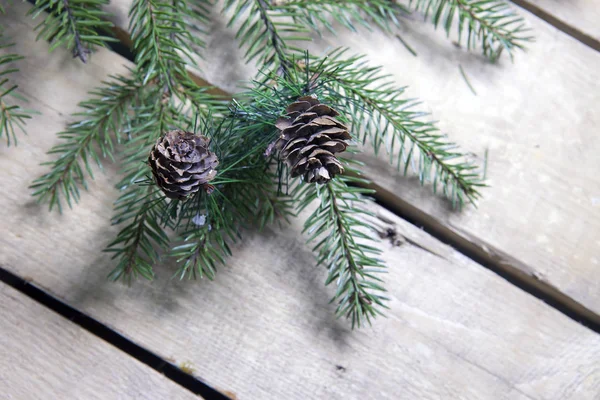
[224,0,310,71]
[408,0,533,60]
[106,185,169,283]
[296,173,388,328]
[313,49,484,207]
[105,88,173,281]
[30,74,142,211]
[256,0,292,75]
[271,0,409,35]
[27,0,117,62]
[0,38,35,146]
[128,0,192,88]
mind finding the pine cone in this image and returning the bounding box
[275,96,351,184]
[149,130,219,200]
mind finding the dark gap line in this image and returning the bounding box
[106,28,135,62]
[364,183,600,335]
[0,266,231,400]
[511,0,599,52]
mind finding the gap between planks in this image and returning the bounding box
[365,180,600,333]
[0,266,232,400]
[0,283,202,400]
[510,0,600,52]
[100,18,600,335]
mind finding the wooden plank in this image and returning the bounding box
[2,3,600,399]
[0,283,199,399]
[511,0,600,50]
[104,0,600,322]
[328,9,600,321]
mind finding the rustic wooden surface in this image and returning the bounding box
[338,9,600,322]
[0,283,199,399]
[2,1,600,399]
[337,10,600,321]
[513,0,600,47]
[104,0,600,323]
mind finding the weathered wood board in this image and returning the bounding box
[104,0,600,322]
[513,0,600,46]
[2,3,600,399]
[333,9,600,321]
[0,283,199,399]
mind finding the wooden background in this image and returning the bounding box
[1,0,599,399]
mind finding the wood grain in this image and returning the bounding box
[2,3,600,399]
[0,283,199,399]
[103,0,600,322]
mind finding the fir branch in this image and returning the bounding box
[27,0,117,63]
[105,89,174,282]
[128,0,198,89]
[256,0,292,75]
[408,0,532,60]
[271,0,409,35]
[106,185,170,283]
[169,108,293,280]
[128,0,227,106]
[314,49,484,207]
[174,0,211,50]
[296,173,388,328]
[30,74,142,211]
[0,37,35,146]
[223,0,310,72]
[106,89,227,282]
[170,191,233,280]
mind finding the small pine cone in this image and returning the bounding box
[149,130,219,200]
[275,96,351,184]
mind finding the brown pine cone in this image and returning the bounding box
[149,130,219,200]
[275,96,351,184]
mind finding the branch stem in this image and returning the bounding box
[256,0,290,76]
[454,0,511,43]
[326,182,361,303]
[62,0,89,62]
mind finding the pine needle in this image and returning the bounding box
[396,33,418,57]
[459,64,477,95]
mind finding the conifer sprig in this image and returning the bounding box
[224,0,310,71]
[106,185,170,282]
[271,0,409,35]
[27,0,117,62]
[313,49,484,207]
[170,191,234,281]
[408,0,533,60]
[30,74,142,211]
[0,38,35,146]
[296,173,388,328]
[128,0,193,89]
[105,88,174,282]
